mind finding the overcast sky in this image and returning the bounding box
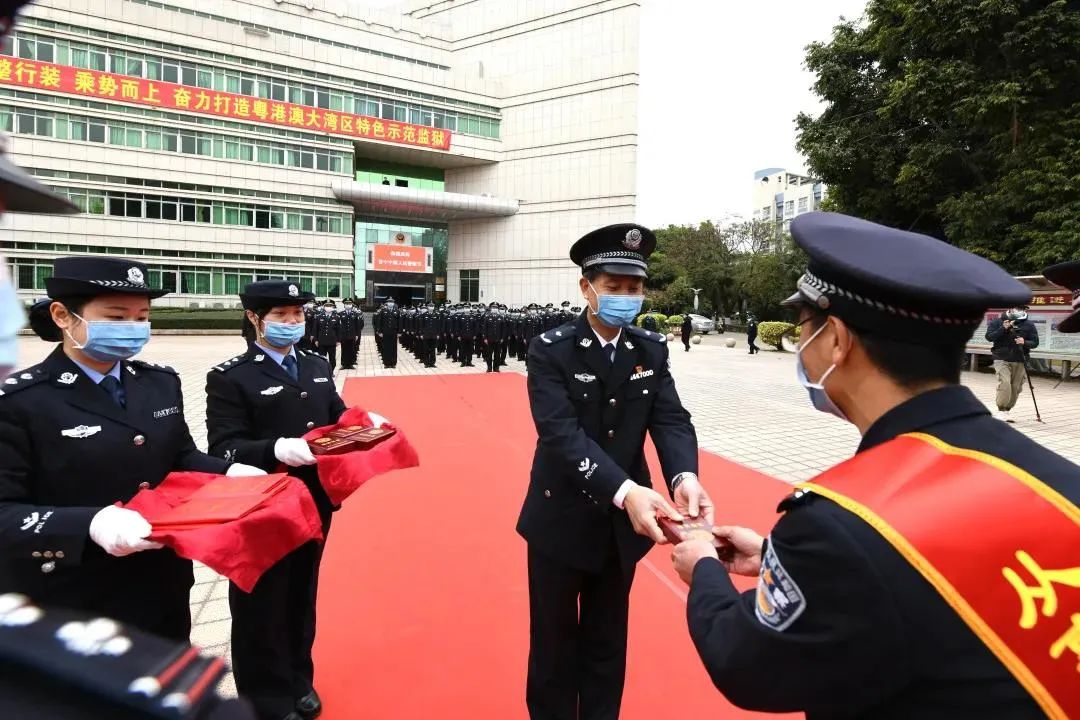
[636,0,868,227]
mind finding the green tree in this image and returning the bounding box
[796,0,1080,272]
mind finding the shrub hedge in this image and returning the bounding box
[758,321,795,350]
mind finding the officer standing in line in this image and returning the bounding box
[338,298,360,370]
[377,298,400,368]
[0,257,264,640]
[458,305,477,367]
[519,224,708,720]
[496,304,511,370]
[314,300,340,373]
[482,303,499,373]
[672,213,1079,719]
[420,302,439,368]
[299,300,317,353]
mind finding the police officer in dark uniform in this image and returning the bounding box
[458,305,477,367]
[376,298,400,368]
[300,301,317,353]
[641,313,659,333]
[0,257,264,641]
[338,298,360,370]
[205,281,385,720]
[672,212,1080,719]
[482,302,502,372]
[420,302,439,368]
[314,300,339,373]
[519,223,709,720]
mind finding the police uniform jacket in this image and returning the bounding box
[517,313,698,572]
[314,312,339,346]
[0,347,228,612]
[205,345,347,519]
[687,385,1076,719]
[339,309,360,341]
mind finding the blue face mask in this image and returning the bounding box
[69,312,151,363]
[263,320,306,349]
[795,323,848,421]
[588,282,644,328]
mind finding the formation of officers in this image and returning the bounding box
[371,300,583,372]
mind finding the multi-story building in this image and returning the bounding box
[752,167,823,238]
[2,0,640,307]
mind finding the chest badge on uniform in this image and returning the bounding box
[57,372,78,385]
[579,338,592,348]
[754,540,807,632]
[574,373,596,383]
[153,406,179,419]
[61,425,102,439]
[630,366,654,381]
[314,378,329,383]
[260,386,283,396]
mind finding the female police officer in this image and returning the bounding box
[205,281,389,720]
[0,256,264,642]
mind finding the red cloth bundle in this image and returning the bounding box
[300,406,420,505]
[124,472,323,593]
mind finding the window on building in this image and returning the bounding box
[784,201,795,219]
[460,269,479,302]
[760,206,771,221]
[797,197,808,214]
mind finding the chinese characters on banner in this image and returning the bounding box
[1030,293,1074,306]
[0,58,453,151]
[1002,550,1080,674]
[372,244,426,272]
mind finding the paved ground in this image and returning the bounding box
[13,330,1080,697]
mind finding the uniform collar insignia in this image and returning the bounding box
[579,337,592,348]
[254,355,265,363]
[125,365,137,376]
[624,340,634,350]
[57,372,78,385]
[19,373,31,380]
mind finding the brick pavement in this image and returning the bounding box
[13,330,1080,697]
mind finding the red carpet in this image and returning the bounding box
[314,373,800,719]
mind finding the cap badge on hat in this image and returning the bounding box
[623,228,642,251]
[288,284,299,297]
[126,267,145,286]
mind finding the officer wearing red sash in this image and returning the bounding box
[672,213,1080,719]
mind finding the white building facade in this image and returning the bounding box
[2,0,640,307]
[753,167,823,235]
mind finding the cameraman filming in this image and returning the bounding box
[984,305,1038,421]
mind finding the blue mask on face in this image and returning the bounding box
[263,321,306,349]
[69,312,151,363]
[588,282,644,328]
[795,323,848,421]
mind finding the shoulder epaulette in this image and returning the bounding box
[0,367,48,397]
[777,488,816,513]
[537,324,575,345]
[627,325,667,343]
[129,359,177,375]
[298,349,330,364]
[212,354,250,373]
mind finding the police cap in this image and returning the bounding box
[239,280,314,311]
[782,212,1031,342]
[569,223,655,278]
[1042,260,1080,333]
[45,257,165,299]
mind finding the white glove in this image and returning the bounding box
[89,506,163,557]
[274,437,317,467]
[368,412,391,428]
[226,463,267,477]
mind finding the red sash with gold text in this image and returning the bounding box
[797,433,1079,720]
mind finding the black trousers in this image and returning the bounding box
[383,334,398,367]
[340,338,357,368]
[482,340,495,371]
[526,546,636,720]
[748,331,759,354]
[423,336,437,366]
[496,340,508,367]
[459,337,474,366]
[230,515,332,720]
[318,343,337,372]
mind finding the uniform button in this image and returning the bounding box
[543,489,551,498]
[583,393,588,399]
[607,430,615,438]
[138,482,150,490]
[643,389,650,395]
[55,551,64,559]
[43,551,53,559]
[31,551,41,558]
[306,422,315,429]
[40,561,55,574]
[300,392,308,399]
[608,398,616,407]
[133,435,146,447]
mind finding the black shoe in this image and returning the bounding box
[296,690,323,719]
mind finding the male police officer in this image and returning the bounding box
[518,224,710,720]
[672,213,1080,719]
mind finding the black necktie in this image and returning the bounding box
[607,344,616,365]
[282,354,298,381]
[99,375,125,408]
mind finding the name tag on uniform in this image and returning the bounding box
[314,378,329,383]
[630,367,654,381]
[61,425,101,439]
[153,406,180,419]
[574,373,596,383]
